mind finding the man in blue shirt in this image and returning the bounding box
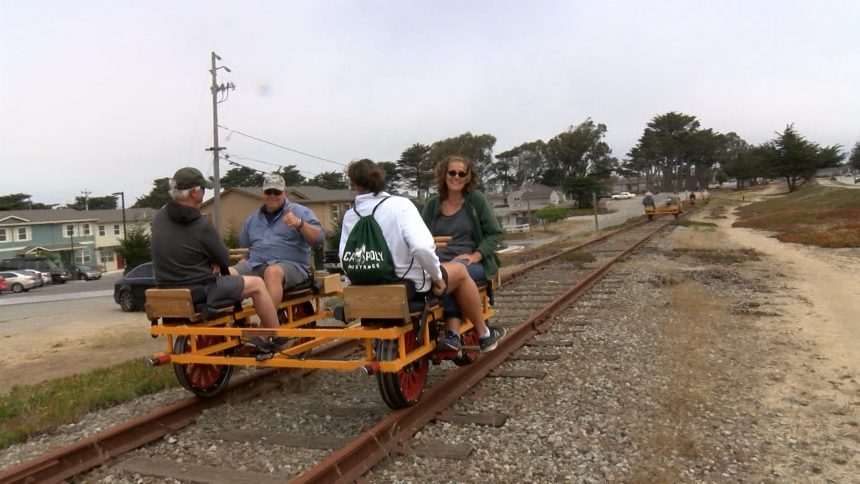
[232,173,323,307]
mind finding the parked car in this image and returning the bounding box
[0,276,6,294]
[16,269,48,287]
[71,265,102,281]
[611,192,636,200]
[0,270,41,293]
[114,262,155,312]
[0,257,71,284]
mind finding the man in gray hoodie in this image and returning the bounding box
[150,167,281,348]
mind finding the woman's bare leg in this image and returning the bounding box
[441,262,487,334]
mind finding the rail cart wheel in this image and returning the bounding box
[173,335,234,398]
[293,302,316,348]
[375,330,429,409]
[453,328,480,366]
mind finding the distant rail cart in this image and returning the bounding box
[645,197,683,220]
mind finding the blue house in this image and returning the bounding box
[0,208,156,271]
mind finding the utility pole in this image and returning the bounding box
[112,192,127,241]
[207,51,235,235]
[81,189,91,210]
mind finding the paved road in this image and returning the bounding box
[514,196,651,248]
[819,176,860,189]
[582,196,650,231]
[0,296,131,336]
[0,271,121,307]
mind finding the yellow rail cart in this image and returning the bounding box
[644,198,683,220]
[144,270,495,409]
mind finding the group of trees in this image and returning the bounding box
[492,119,618,207]
[622,112,848,193]
[5,113,858,213]
[388,132,498,198]
[719,125,847,192]
[219,164,351,191]
[0,193,121,211]
[0,193,55,210]
[374,123,618,208]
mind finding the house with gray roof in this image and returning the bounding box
[494,184,569,227]
[199,185,354,247]
[0,207,156,272]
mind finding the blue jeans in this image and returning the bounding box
[443,261,485,320]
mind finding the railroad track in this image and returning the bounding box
[0,218,676,484]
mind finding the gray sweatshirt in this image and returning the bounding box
[151,200,230,287]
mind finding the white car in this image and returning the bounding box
[17,269,49,287]
[611,192,635,200]
[0,270,40,293]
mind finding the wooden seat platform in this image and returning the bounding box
[145,273,342,324]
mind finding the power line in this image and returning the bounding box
[218,125,346,167]
[224,152,279,169]
[223,152,324,178]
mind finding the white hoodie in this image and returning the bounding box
[339,192,442,292]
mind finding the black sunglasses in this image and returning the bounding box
[447,170,468,178]
[264,189,283,196]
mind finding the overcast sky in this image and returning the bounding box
[2,0,858,206]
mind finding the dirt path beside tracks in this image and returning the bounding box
[0,299,161,394]
[704,209,858,479]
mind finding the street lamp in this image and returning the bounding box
[112,192,127,240]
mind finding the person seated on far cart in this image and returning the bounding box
[642,191,656,209]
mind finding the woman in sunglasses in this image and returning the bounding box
[422,155,504,351]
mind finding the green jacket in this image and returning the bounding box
[421,190,503,278]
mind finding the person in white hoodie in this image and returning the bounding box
[340,159,505,352]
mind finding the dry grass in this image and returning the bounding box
[630,281,728,481]
[629,216,737,480]
[88,329,147,349]
[667,247,760,265]
[733,183,860,248]
[558,251,596,267]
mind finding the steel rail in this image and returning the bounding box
[292,220,669,483]
[0,341,357,484]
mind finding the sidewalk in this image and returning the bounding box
[0,289,113,306]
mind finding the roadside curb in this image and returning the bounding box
[0,290,113,307]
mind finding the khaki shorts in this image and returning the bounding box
[205,275,245,305]
[232,261,309,290]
